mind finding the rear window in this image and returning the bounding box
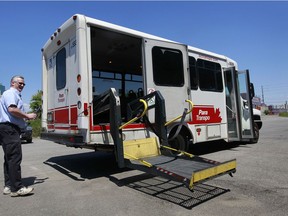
[56,47,66,90]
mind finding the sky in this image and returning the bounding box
[0,1,288,109]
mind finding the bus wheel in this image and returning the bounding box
[168,133,187,156]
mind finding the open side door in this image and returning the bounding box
[238,70,255,140]
[224,68,255,141]
[224,68,240,141]
[143,38,190,123]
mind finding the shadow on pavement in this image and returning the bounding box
[110,173,229,209]
[44,151,130,181]
[189,140,248,156]
[44,150,230,209]
[22,176,49,187]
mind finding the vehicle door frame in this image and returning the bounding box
[53,42,71,128]
[142,38,191,123]
[224,67,255,141]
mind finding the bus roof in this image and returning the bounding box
[42,14,235,64]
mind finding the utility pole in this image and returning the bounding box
[261,85,265,104]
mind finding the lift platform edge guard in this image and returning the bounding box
[108,88,236,190]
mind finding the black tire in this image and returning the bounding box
[26,138,32,143]
[167,133,187,156]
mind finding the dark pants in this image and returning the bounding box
[0,123,23,192]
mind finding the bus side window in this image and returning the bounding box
[152,46,184,87]
[197,59,223,92]
[189,56,198,90]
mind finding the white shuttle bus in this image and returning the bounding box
[40,14,261,189]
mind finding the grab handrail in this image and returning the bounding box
[119,99,148,130]
[161,145,194,158]
[164,99,194,126]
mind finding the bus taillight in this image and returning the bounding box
[84,103,88,116]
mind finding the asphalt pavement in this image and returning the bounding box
[0,115,287,216]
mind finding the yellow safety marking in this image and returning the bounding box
[161,145,194,158]
[119,99,148,130]
[124,153,153,167]
[123,137,160,160]
[165,99,194,126]
[189,160,236,189]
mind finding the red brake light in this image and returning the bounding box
[84,103,88,116]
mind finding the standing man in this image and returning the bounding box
[0,75,37,197]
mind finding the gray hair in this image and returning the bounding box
[11,75,24,83]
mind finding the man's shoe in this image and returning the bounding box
[10,186,34,197]
[3,186,11,195]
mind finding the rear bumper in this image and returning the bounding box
[41,132,84,146]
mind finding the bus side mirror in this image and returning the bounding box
[250,83,255,98]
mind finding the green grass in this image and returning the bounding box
[279,112,288,117]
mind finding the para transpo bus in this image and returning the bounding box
[41,14,261,152]
[40,14,263,189]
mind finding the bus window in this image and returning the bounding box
[56,48,66,90]
[197,59,223,92]
[92,71,122,96]
[152,46,184,87]
[125,74,143,99]
[189,56,198,90]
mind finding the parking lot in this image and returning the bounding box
[0,115,287,216]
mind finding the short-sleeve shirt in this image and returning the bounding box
[0,87,26,129]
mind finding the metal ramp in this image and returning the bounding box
[107,88,236,190]
[123,137,236,190]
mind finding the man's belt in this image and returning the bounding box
[0,122,21,133]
